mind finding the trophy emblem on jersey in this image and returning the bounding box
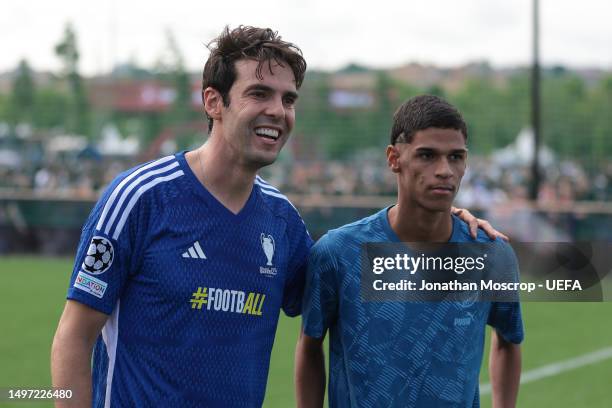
[260,233,275,266]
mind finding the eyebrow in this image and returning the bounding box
[414,147,468,154]
[244,84,299,100]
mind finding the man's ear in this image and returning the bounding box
[203,87,223,122]
[386,145,401,173]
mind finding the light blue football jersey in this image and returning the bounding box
[302,208,523,408]
[67,151,312,407]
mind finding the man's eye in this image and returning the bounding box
[283,96,296,106]
[450,154,464,161]
[251,91,266,98]
[418,152,433,160]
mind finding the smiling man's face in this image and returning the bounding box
[388,127,467,212]
[216,59,298,170]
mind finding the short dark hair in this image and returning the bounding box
[390,95,468,145]
[202,25,307,132]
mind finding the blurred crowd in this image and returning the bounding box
[262,156,611,206]
[455,157,611,206]
[0,156,132,197]
[2,152,609,206]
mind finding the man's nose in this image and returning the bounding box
[435,157,453,178]
[264,96,285,120]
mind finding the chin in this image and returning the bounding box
[429,207,452,213]
[247,153,279,169]
[421,200,453,213]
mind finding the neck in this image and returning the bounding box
[388,201,453,242]
[186,136,257,214]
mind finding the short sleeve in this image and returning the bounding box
[66,175,142,315]
[281,209,314,317]
[487,301,524,344]
[301,233,339,339]
[487,240,524,344]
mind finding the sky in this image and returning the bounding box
[2,0,611,75]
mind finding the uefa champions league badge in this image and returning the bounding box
[81,236,114,275]
[261,233,275,266]
[259,233,278,277]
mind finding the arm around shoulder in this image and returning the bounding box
[51,300,108,407]
[295,329,326,408]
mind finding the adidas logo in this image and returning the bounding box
[182,241,207,259]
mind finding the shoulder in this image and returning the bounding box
[103,154,185,201]
[450,215,516,263]
[95,154,185,239]
[329,210,385,241]
[254,175,303,222]
[313,210,385,258]
[451,214,495,243]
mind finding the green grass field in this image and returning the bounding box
[1,257,611,407]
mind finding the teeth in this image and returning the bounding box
[255,128,279,139]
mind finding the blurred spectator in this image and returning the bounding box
[0,143,610,204]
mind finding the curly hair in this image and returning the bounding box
[202,25,307,132]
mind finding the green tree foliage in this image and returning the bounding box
[33,87,70,129]
[1,52,609,166]
[425,84,446,98]
[0,63,70,131]
[0,93,10,122]
[453,78,526,153]
[151,29,196,145]
[294,66,610,165]
[589,75,612,165]
[296,68,417,159]
[9,60,36,124]
[291,71,332,158]
[55,23,90,136]
[155,30,192,118]
[542,72,586,157]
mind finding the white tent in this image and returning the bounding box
[492,127,555,167]
[0,149,20,168]
[47,135,88,154]
[97,124,140,156]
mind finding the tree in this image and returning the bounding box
[156,30,192,120]
[585,75,612,168]
[453,78,524,153]
[0,93,9,122]
[542,72,590,158]
[292,71,332,159]
[10,59,36,124]
[33,87,70,129]
[150,29,196,146]
[55,23,90,135]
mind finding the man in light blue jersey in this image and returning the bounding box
[51,25,505,407]
[296,95,523,408]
